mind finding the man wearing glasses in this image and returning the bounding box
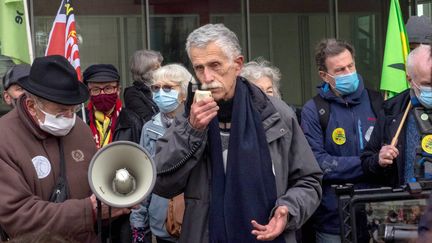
[362,45,432,188]
[83,64,135,243]
[83,64,122,149]
[0,55,130,241]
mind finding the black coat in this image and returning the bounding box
[123,81,159,123]
[361,89,411,187]
[113,107,143,144]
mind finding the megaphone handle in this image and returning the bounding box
[97,199,102,243]
[108,207,112,243]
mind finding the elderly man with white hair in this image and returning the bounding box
[152,23,322,243]
[362,44,432,186]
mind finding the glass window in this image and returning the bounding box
[0,0,415,114]
[413,0,432,17]
[338,0,386,91]
[249,1,332,106]
[149,0,244,72]
[149,15,199,67]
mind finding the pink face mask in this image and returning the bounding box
[91,93,118,112]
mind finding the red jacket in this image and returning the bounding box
[0,95,97,242]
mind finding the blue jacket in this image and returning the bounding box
[130,113,177,242]
[301,76,378,234]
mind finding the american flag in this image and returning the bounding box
[45,0,82,81]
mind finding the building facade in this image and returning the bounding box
[0,0,430,114]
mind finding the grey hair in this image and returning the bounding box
[130,49,163,83]
[152,64,194,97]
[407,44,432,80]
[315,38,355,71]
[240,57,281,98]
[186,23,242,61]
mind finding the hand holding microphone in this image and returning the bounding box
[189,90,218,130]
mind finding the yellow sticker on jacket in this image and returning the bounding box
[332,128,346,145]
[422,135,432,154]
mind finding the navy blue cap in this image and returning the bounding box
[83,64,120,85]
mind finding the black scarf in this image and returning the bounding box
[208,78,285,243]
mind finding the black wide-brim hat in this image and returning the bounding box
[18,55,89,105]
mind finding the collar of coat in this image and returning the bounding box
[16,94,50,140]
[237,76,288,143]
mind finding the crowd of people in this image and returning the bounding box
[0,17,431,243]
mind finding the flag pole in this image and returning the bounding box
[22,0,34,63]
[81,104,86,123]
[390,100,411,146]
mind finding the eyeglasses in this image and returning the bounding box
[36,101,81,118]
[89,85,118,96]
[150,84,180,93]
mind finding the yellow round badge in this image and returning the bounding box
[332,128,346,145]
[421,135,432,154]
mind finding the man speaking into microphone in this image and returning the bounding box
[153,23,322,243]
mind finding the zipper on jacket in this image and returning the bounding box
[358,119,364,150]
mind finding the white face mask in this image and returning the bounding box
[37,108,76,136]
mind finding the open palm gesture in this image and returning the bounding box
[251,205,289,241]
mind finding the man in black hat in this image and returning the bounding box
[0,55,130,242]
[83,64,123,148]
[2,64,30,107]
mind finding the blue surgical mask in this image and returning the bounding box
[416,85,432,109]
[153,89,180,113]
[329,71,359,95]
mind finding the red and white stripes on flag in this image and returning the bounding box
[45,0,82,81]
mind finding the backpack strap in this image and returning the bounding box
[312,89,383,133]
[313,94,330,133]
[366,88,384,117]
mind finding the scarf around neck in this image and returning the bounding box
[88,99,122,148]
[208,78,284,243]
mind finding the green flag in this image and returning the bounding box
[380,0,409,99]
[0,0,31,64]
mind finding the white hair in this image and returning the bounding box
[152,63,194,96]
[241,57,281,98]
[407,44,432,80]
[185,23,242,61]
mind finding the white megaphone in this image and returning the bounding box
[88,141,156,207]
